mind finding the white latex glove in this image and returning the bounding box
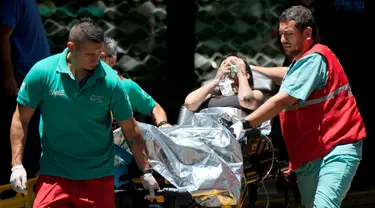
[10,165,28,194]
[140,173,160,197]
[230,121,245,141]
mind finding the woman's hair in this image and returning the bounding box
[218,52,254,87]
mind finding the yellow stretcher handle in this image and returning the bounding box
[0,177,38,208]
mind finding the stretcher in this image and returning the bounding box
[114,71,291,207]
[114,125,289,208]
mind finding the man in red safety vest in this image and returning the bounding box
[234,5,366,208]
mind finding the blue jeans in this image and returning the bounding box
[294,140,363,208]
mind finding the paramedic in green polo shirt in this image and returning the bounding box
[9,18,159,208]
[101,36,171,128]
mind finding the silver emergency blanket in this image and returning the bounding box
[113,107,271,207]
[178,106,272,136]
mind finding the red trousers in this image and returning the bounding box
[33,175,114,208]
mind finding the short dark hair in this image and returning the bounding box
[279,5,316,40]
[68,18,104,47]
[219,52,254,87]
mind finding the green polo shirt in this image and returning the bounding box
[122,79,156,115]
[17,48,133,180]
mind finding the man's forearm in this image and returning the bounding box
[151,102,168,125]
[244,95,287,126]
[0,38,15,77]
[123,128,149,171]
[10,116,28,167]
[251,66,287,85]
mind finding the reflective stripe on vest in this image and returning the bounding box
[284,84,351,112]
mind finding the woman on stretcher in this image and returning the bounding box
[184,52,264,114]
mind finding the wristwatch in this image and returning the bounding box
[141,169,154,176]
[157,121,169,127]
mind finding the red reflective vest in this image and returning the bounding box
[279,44,366,170]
